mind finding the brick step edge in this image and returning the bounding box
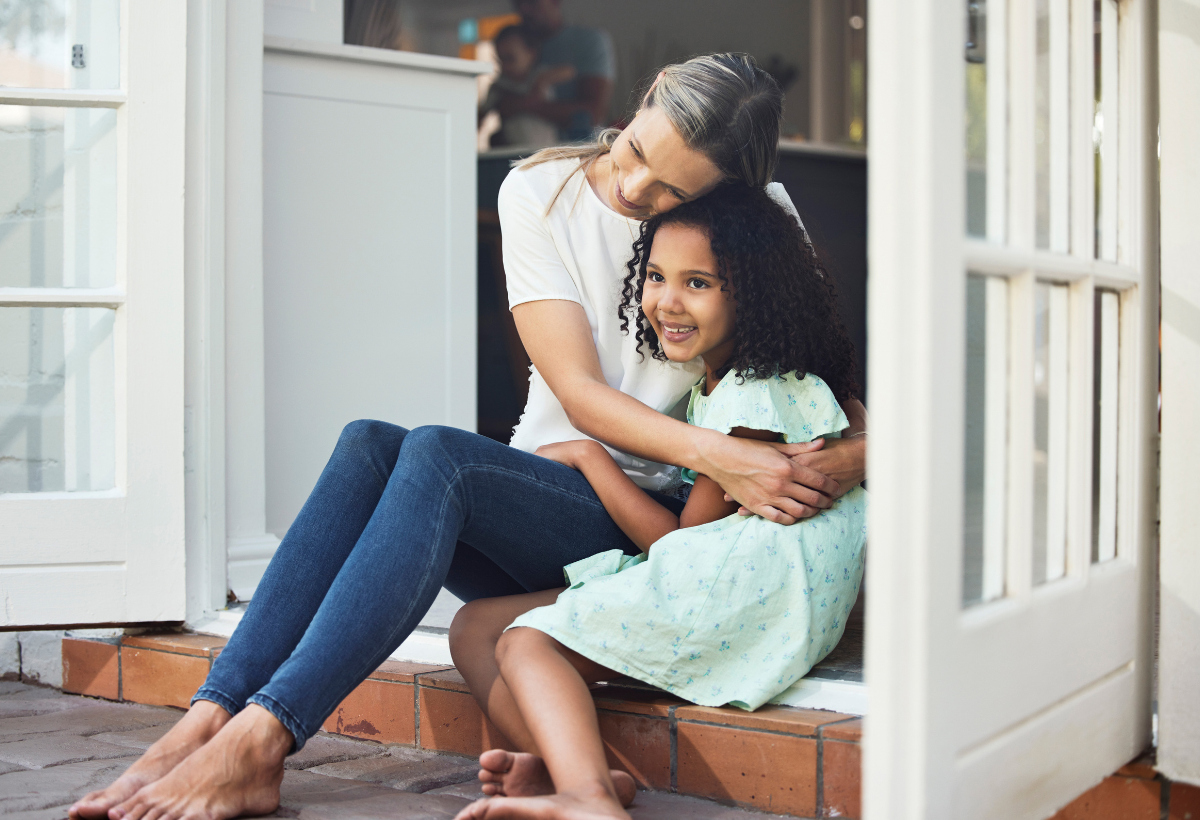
[62,632,862,819]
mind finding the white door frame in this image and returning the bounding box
[864,0,1159,817]
[1157,0,1200,787]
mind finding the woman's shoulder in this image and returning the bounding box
[500,158,586,207]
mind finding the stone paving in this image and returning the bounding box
[0,682,788,820]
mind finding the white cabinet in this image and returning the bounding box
[261,40,489,540]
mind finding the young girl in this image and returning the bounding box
[449,185,866,820]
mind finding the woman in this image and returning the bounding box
[71,54,867,820]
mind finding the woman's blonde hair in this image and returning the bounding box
[518,53,783,210]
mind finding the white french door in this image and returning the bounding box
[865,0,1157,817]
[0,1,187,626]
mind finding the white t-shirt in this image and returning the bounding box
[498,158,804,490]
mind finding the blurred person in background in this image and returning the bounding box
[481,25,576,149]
[343,0,404,50]
[504,0,614,141]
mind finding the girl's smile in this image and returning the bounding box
[640,223,737,390]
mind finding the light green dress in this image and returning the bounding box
[509,370,868,711]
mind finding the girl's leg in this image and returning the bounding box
[450,593,637,806]
[110,426,648,820]
[456,627,629,820]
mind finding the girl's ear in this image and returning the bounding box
[641,70,667,108]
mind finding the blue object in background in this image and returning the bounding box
[458,18,478,44]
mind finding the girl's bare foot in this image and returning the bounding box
[477,750,637,807]
[106,704,291,820]
[68,701,232,819]
[454,789,631,820]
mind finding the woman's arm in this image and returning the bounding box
[537,426,777,552]
[514,300,866,524]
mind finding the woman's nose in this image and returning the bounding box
[623,167,650,204]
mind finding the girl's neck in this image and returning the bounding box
[701,350,732,395]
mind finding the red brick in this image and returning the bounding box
[822,739,861,819]
[596,710,670,790]
[1170,782,1200,820]
[367,661,450,684]
[322,679,415,745]
[676,721,817,816]
[1050,775,1160,820]
[820,717,863,742]
[591,686,680,717]
[417,685,512,756]
[120,647,210,709]
[120,633,226,657]
[676,704,851,737]
[61,639,119,701]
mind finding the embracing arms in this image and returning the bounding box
[513,299,867,524]
[537,425,779,553]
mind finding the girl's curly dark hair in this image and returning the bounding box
[619,185,861,401]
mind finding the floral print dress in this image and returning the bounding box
[509,370,868,711]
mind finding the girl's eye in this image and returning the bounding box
[687,278,709,289]
[648,272,665,283]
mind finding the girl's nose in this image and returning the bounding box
[659,281,686,313]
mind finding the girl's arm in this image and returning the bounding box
[537,426,780,553]
[515,300,866,524]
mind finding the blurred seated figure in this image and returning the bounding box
[508,0,614,142]
[481,26,575,149]
[344,0,404,50]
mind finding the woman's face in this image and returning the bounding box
[601,107,724,219]
[641,223,737,369]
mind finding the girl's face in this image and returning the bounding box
[641,223,737,370]
[601,107,724,219]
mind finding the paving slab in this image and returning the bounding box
[285,733,388,770]
[0,732,140,769]
[0,681,36,697]
[0,702,178,739]
[267,769,472,819]
[90,722,177,752]
[0,695,97,719]
[309,747,478,793]
[0,757,136,816]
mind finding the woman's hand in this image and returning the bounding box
[719,435,867,519]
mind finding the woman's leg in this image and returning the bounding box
[449,594,636,805]
[70,419,412,820]
[455,628,629,820]
[110,426,648,820]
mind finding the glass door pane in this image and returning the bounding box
[1033,281,1069,584]
[0,306,115,493]
[964,274,1008,605]
[0,105,118,288]
[0,0,120,89]
[1092,289,1119,561]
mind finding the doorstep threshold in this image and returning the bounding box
[190,606,865,715]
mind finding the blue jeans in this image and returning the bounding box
[193,421,682,750]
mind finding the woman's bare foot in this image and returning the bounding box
[68,700,232,819]
[477,750,637,807]
[454,789,630,820]
[106,704,292,820]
